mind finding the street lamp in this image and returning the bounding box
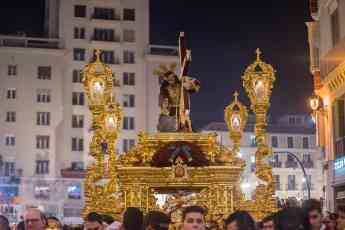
[274,151,311,200]
[225,91,248,156]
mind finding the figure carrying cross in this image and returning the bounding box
[154,32,200,132]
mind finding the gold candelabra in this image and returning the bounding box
[224,91,248,156]
[227,48,278,220]
[82,49,123,217]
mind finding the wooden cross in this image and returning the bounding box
[256,48,262,62]
[178,32,192,79]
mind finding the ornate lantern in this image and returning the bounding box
[103,102,123,140]
[224,91,248,155]
[242,48,276,147]
[82,49,114,129]
[242,48,276,110]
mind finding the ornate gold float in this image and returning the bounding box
[82,35,278,227]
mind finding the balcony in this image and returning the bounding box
[286,183,298,191]
[0,35,62,49]
[61,169,86,178]
[320,37,345,79]
[145,45,178,56]
[92,14,121,21]
[91,36,120,43]
[271,161,282,168]
[302,160,314,168]
[302,183,314,191]
[285,160,298,168]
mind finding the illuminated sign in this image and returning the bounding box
[334,156,345,176]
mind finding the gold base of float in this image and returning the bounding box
[83,132,277,225]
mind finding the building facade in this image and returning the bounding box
[306,0,345,211]
[203,115,324,204]
[0,0,178,220]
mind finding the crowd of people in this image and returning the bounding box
[1,199,345,230]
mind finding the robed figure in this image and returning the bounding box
[154,32,200,132]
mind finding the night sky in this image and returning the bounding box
[0,0,314,129]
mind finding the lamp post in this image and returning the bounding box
[274,151,311,200]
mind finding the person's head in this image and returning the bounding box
[47,216,62,229]
[261,214,275,230]
[0,215,10,230]
[143,211,171,230]
[24,208,46,230]
[101,214,114,227]
[164,71,178,85]
[123,207,143,230]
[274,207,305,230]
[337,206,345,230]
[323,211,337,230]
[224,211,256,230]
[182,206,206,230]
[16,221,25,230]
[302,199,322,230]
[84,212,104,230]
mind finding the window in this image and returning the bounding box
[334,99,345,158]
[74,5,86,18]
[303,137,309,149]
[303,154,311,162]
[34,185,50,199]
[8,65,17,76]
[72,70,83,83]
[287,175,296,190]
[36,160,49,174]
[71,162,84,170]
[93,28,115,41]
[287,136,294,148]
[38,66,51,80]
[72,137,84,151]
[95,50,115,64]
[7,88,16,99]
[331,7,340,46]
[36,135,50,149]
[93,7,115,20]
[123,72,135,85]
[74,27,85,39]
[123,29,135,42]
[72,115,84,128]
[67,184,81,199]
[123,8,135,21]
[72,92,84,105]
[4,162,15,176]
[73,48,85,61]
[271,136,278,148]
[123,139,135,152]
[274,175,280,190]
[36,112,50,126]
[302,175,312,190]
[37,89,51,103]
[5,135,15,146]
[123,117,135,130]
[288,116,296,125]
[5,112,16,122]
[123,50,135,64]
[250,135,257,147]
[123,94,135,107]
